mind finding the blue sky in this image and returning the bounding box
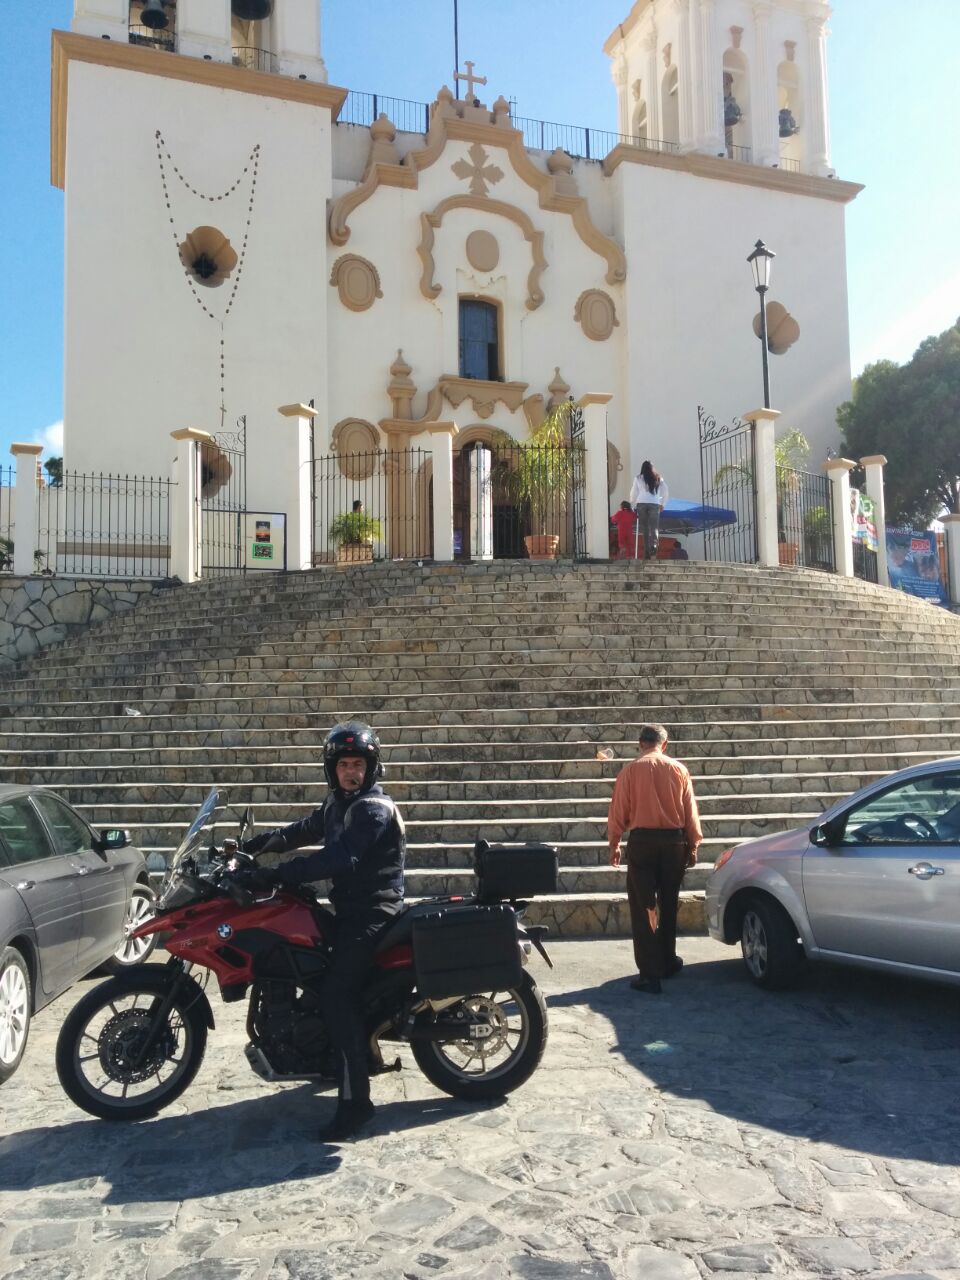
[1,0,958,462]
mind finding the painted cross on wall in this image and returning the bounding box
[451,143,505,198]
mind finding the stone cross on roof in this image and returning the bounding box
[455,60,487,101]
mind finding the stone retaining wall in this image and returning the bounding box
[0,576,169,667]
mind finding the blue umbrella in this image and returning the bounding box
[658,499,737,536]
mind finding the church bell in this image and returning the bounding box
[231,0,274,20]
[140,0,170,30]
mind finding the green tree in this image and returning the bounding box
[44,456,63,487]
[837,319,960,523]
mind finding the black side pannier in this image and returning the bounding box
[474,839,559,904]
[412,904,522,999]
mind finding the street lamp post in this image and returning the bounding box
[747,239,776,409]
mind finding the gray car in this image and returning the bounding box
[706,757,960,990]
[0,786,155,1083]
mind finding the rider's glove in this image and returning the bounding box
[241,832,284,856]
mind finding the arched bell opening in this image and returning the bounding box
[231,0,276,72]
[777,61,802,168]
[661,66,680,147]
[129,0,177,51]
[722,49,751,160]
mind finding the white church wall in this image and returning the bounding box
[616,159,850,507]
[62,57,335,518]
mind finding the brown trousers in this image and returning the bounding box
[625,829,688,979]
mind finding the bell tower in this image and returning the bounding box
[605,0,833,177]
[72,0,327,82]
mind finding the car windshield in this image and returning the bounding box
[157,788,227,910]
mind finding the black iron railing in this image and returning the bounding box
[779,157,801,173]
[129,24,176,52]
[338,91,432,136]
[0,467,13,571]
[852,539,879,583]
[776,466,835,571]
[201,419,248,578]
[312,448,430,564]
[232,46,277,73]
[727,144,753,163]
[699,407,758,564]
[37,472,172,578]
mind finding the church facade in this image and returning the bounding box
[57,0,859,533]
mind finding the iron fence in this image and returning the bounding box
[312,448,430,564]
[338,91,431,135]
[699,407,758,563]
[776,466,836,571]
[779,157,801,173]
[452,439,584,561]
[129,24,176,52]
[0,467,14,572]
[201,419,248,578]
[727,144,753,163]
[852,539,879,583]
[232,45,277,73]
[569,405,588,561]
[36,472,172,578]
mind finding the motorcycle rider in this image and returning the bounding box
[241,720,405,1142]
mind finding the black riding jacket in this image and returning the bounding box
[258,784,405,917]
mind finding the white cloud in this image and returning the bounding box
[32,420,63,456]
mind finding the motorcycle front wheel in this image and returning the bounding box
[411,969,547,1100]
[55,967,208,1121]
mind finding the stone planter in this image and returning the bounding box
[524,534,560,561]
[335,542,374,565]
[778,541,799,566]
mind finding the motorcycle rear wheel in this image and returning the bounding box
[56,968,208,1121]
[411,970,547,1100]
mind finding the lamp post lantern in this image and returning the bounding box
[747,239,776,409]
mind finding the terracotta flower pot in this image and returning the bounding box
[524,534,560,561]
[778,542,799,566]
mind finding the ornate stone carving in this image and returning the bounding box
[387,350,416,419]
[419,196,547,310]
[607,440,623,495]
[329,254,383,311]
[546,148,578,197]
[465,230,500,272]
[438,375,529,419]
[632,78,643,102]
[547,367,571,409]
[365,113,400,174]
[753,300,801,354]
[379,355,445,441]
[574,289,620,341]
[177,226,238,288]
[451,143,505,197]
[662,42,672,67]
[522,395,546,431]
[331,419,380,478]
[730,25,744,48]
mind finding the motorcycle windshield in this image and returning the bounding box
[157,787,227,911]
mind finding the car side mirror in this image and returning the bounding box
[811,818,843,848]
[95,828,130,852]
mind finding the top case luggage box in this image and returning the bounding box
[474,841,559,904]
[412,903,522,999]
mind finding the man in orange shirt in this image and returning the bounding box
[607,723,702,993]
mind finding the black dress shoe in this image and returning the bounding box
[629,977,662,994]
[665,958,684,978]
[319,1098,375,1142]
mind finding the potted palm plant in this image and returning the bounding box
[507,403,583,560]
[328,510,384,564]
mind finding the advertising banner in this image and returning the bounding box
[886,528,947,605]
[850,489,878,552]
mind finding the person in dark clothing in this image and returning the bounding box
[242,720,405,1142]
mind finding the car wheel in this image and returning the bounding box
[0,946,31,1084]
[102,886,157,973]
[740,898,804,990]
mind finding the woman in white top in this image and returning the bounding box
[629,460,669,560]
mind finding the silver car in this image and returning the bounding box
[706,757,960,990]
[0,786,156,1083]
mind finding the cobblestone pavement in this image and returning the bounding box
[3,937,960,1280]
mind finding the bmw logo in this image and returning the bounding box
[217,923,234,940]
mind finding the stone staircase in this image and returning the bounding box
[2,560,959,934]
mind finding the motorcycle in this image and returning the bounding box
[55,789,557,1121]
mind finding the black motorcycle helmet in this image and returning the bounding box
[323,720,383,794]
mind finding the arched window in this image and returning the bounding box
[459,299,501,381]
[777,61,802,168]
[661,66,679,146]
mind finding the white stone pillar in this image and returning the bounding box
[805,11,832,176]
[942,515,960,607]
[824,458,856,577]
[676,0,696,150]
[687,0,702,149]
[611,52,629,137]
[273,0,327,82]
[427,423,457,563]
[578,394,613,561]
[643,29,661,143]
[10,444,43,577]
[741,408,780,567]
[699,0,724,154]
[860,453,889,588]
[468,448,493,562]
[753,2,779,166]
[277,404,316,571]
[72,0,128,41]
[176,0,231,63]
[169,428,208,583]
